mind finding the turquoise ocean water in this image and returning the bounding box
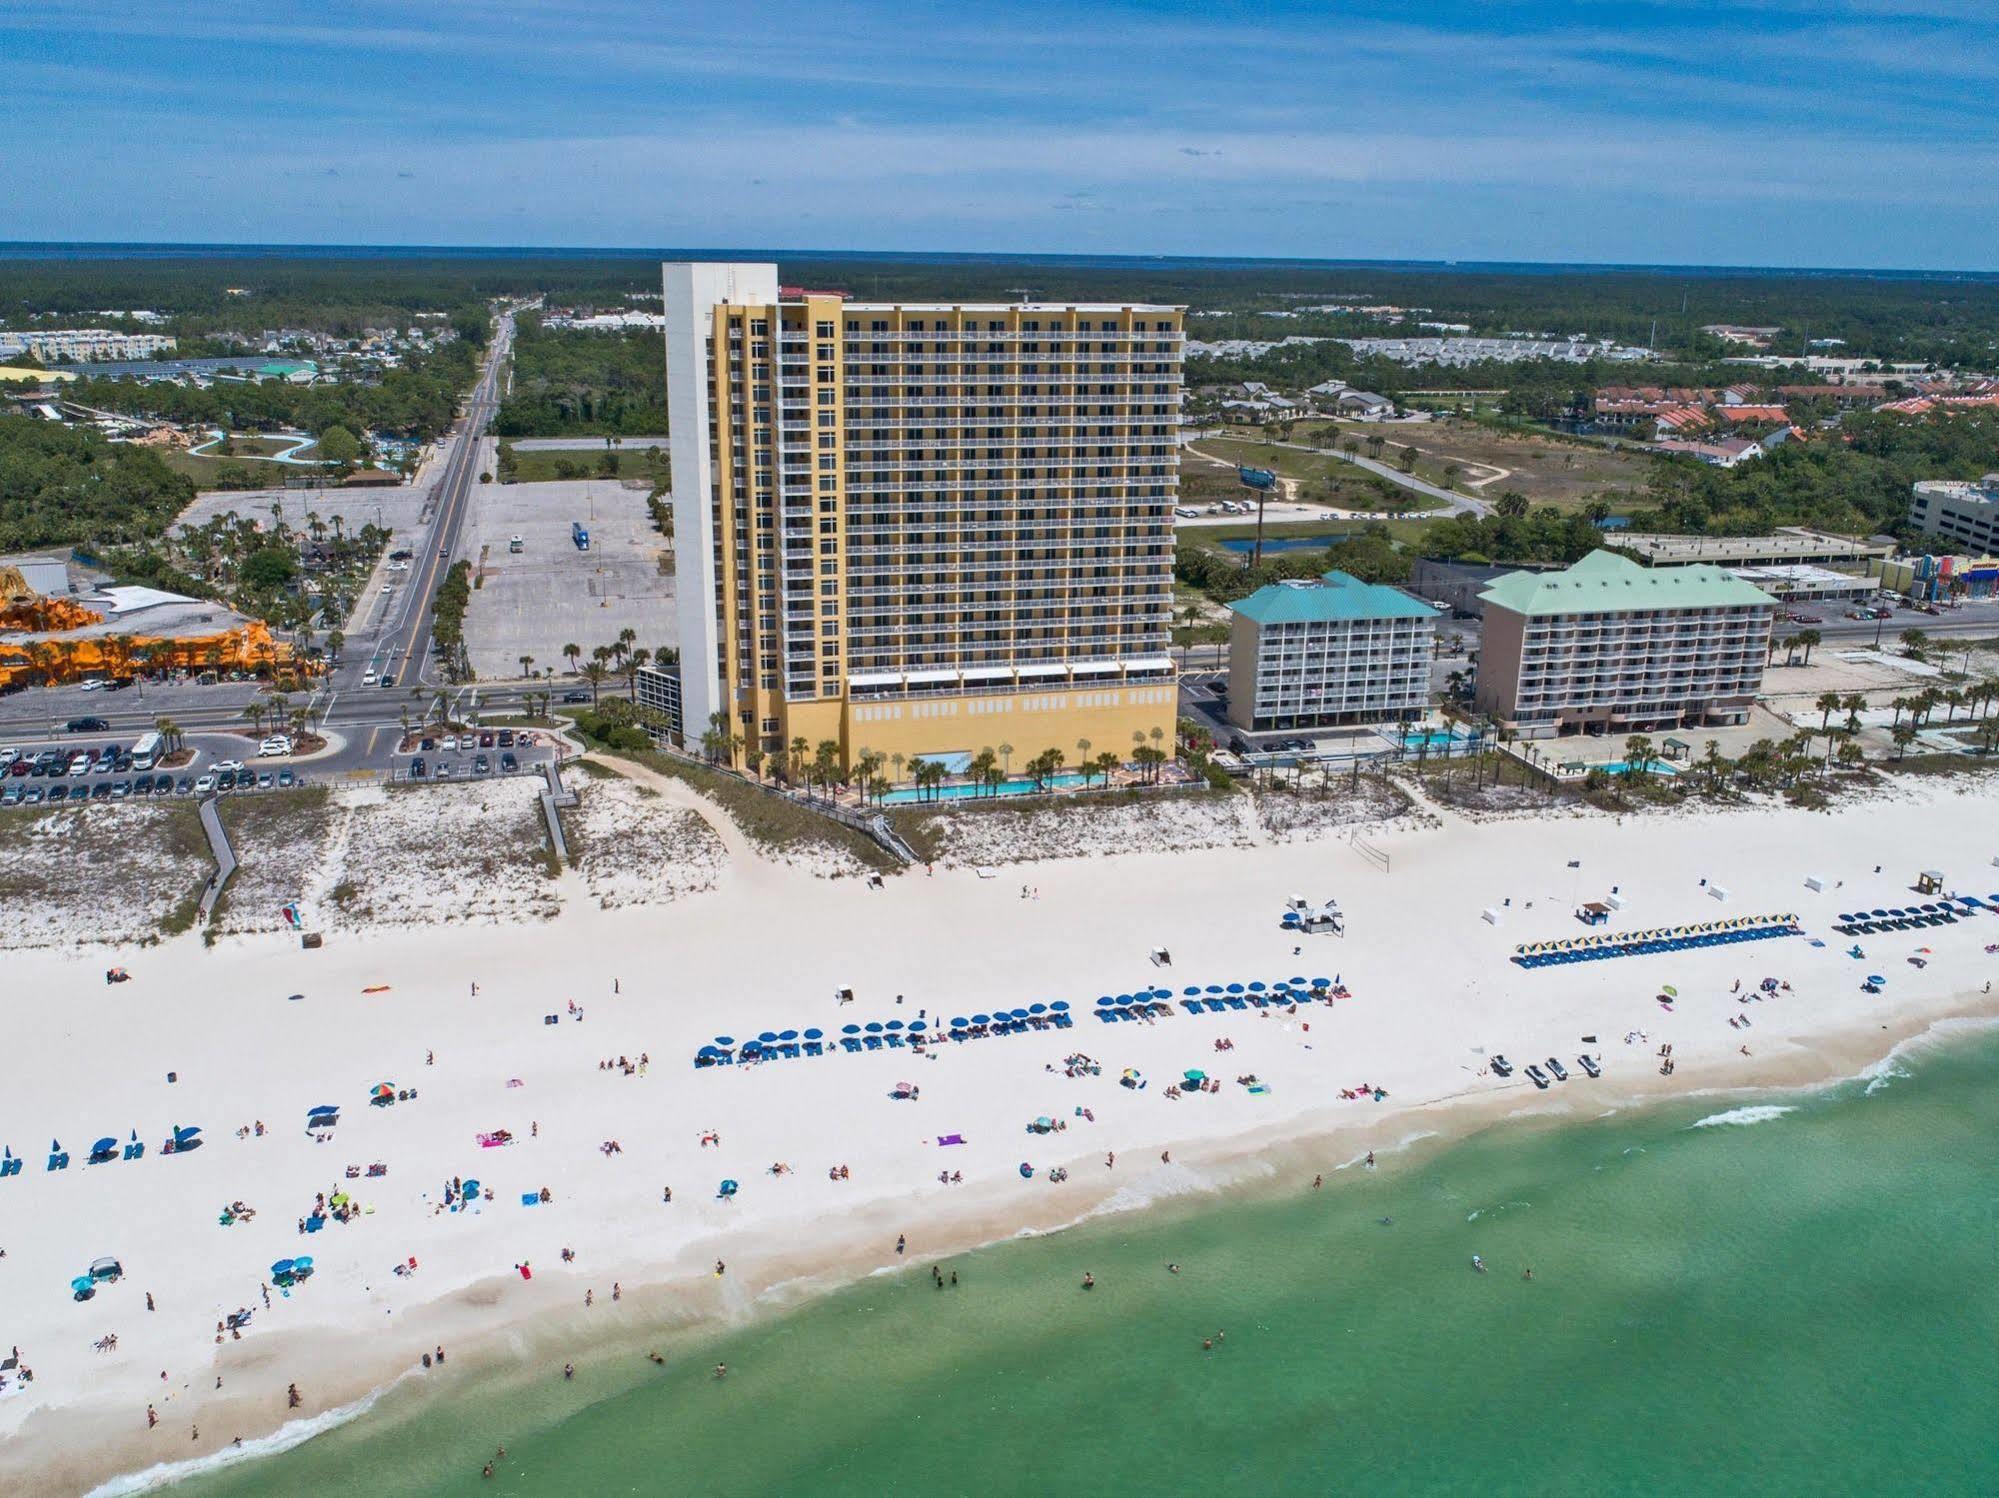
[180,1026,1999,1497]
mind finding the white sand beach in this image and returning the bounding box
[5,776,1999,1494]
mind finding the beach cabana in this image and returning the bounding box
[89,1256,123,1282]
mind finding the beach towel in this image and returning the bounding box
[937,1134,966,1146]
[362,985,392,993]
[520,1192,539,1206]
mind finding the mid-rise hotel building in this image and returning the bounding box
[1474,550,1775,737]
[1225,572,1436,732]
[664,263,1181,774]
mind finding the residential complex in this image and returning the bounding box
[1224,572,1436,732]
[9,329,176,363]
[664,262,1181,774]
[1908,476,1999,555]
[1474,551,1776,738]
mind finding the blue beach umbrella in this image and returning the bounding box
[1152,989,1171,1001]
[1226,983,1245,995]
[1029,1003,1047,1014]
[950,1017,969,1028]
[1183,985,1201,996]
[92,1137,117,1154]
[972,1014,992,1025]
[1096,997,1116,1007]
[758,1031,778,1043]
[271,1259,296,1276]
[714,1036,736,1046]
[865,1022,883,1033]
[307,1105,338,1118]
[1312,977,1331,987]
[698,1046,718,1056]
[803,1028,824,1039]
[1290,976,1308,986]
[1205,984,1224,995]
[908,1021,926,1032]
[779,1029,799,1041]
[292,1256,314,1272]
[1248,982,1267,992]
[1050,1001,1069,1011]
[842,1024,860,1034]
[887,1020,904,1030]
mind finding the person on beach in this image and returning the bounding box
[1082,1272,1095,1290]
[1312,1174,1323,1190]
[649,1351,665,1365]
[585,1289,593,1307]
[1366,1151,1375,1168]
[715,1260,726,1277]
[146,1292,155,1311]
[1106,1152,1115,1169]
[1167,1263,1180,1274]
[147,1404,157,1429]
[287,1383,301,1409]
[896,1235,906,1256]
[662,1186,672,1204]
[714,1363,728,1379]
[612,1283,621,1302]
[563,1363,575,1380]
[950,1271,958,1287]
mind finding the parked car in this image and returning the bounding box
[212,759,245,775]
[473,755,491,775]
[439,736,457,752]
[500,752,518,773]
[478,732,495,748]
[278,769,295,787]
[134,774,155,793]
[90,782,112,800]
[175,777,194,794]
[561,691,590,703]
[1490,1055,1514,1078]
[194,774,216,793]
[497,730,515,747]
[420,738,436,752]
[22,785,43,804]
[258,736,292,757]
[0,786,20,807]
[215,770,237,791]
[409,757,427,779]
[1546,1057,1569,1082]
[46,784,67,803]
[435,762,453,778]
[257,772,274,789]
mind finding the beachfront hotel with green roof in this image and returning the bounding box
[1225,571,1437,732]
[1474,550,1777,737]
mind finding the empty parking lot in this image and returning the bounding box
[454,476,676,680]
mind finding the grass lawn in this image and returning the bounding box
[502,448,667,485]
[162,447,331,490]
[1186,436,1442,513]
[1290,416,1653,511]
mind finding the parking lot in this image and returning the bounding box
[454,476,676,680]
[386,725,554,783]
[0,730,313,810]
[175,480,431,539]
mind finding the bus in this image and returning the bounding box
[130,731,163,771]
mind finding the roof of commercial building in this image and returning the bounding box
[1480,550,1776,616]
[1231,571,1436,625]
[1615,528,1894,563]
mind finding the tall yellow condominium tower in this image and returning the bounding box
[664,262,1183,780]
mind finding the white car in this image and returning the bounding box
[194,774,216,793]
[258,737,293,758]
[211,759,245,775]
[439,735,457,752]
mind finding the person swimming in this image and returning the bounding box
[1081,1271,1095,1290]
[1471,1254,1486,1273]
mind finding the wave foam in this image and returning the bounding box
[1690,1104,1796,1129]
[86,1378,402,1497]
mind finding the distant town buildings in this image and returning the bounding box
[1700,324,1782,349]
[1224,572,1436,732]
[540,311,666,332]
[11,329,176,362]
[1473,550,1776,738]
[1338,335,1654,366]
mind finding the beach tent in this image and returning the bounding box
[718,1179,739,1198]
[89,1256,122,1281]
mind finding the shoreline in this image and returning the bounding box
[7,780,1999,1494]
[36,997,1999,1498]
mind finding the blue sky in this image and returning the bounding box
[5,0,1998,268]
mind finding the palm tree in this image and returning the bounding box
[890,751,906,787]
[1795,628,1821,666]
[1891,723,1917,760]
[562,642,582,674]
[519,654,535,681]
[242,701,266,736]
[788,736,810,786]
[324,628,345,664]
[1623,734,1655,777]
[997,741,1013,775]
[1816,690,1843,732]
[580,660,608,706]
[969,748,998,798]
[699,710,730,764]
[1075,738,1092,786]
[154,716,182,755]
[1841,693,1866,734]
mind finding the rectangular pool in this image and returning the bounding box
[880,771,1094,805]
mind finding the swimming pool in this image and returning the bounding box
[1597,759,1679,776]
[1398,728,1477,750]
[879,771,1094,805]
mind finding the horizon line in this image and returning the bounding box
[2,241,1997,281]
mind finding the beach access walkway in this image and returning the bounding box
[582,754,758,871]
